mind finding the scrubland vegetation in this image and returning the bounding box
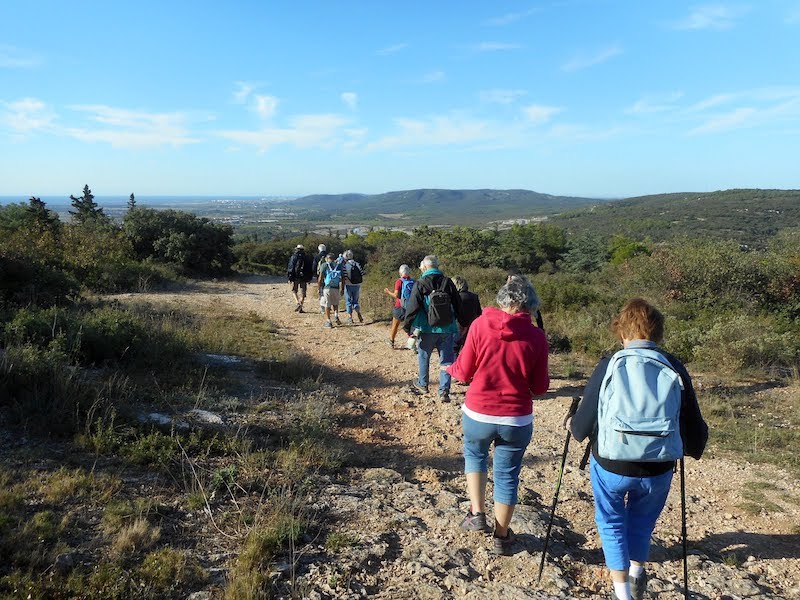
[1,188,799,597]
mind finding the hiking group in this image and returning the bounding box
[287,246,709,600]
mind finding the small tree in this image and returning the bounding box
[127,192,136,211]
[69,184,109,226]
[26,196,60,233]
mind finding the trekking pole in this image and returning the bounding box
[680,457,689,599]
[537,395,581,584]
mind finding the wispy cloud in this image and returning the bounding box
[673,4,750,31]
[418,70,446,84]
[625,92,685,115]
[254,95,278,119]
[340,92,358,111]
[562,45,622,72]
[368,114,496,151]
[232,81,255,104]
[378,43,408,55]
[686,87,800,134]
[65,105,200,148]
[0,97,56,134]
[479,89,528,104]
[0,44,41,68]
[522,104,563,125]
[473,42,523,52]
[483,8,540,26]
[217,114,352,152]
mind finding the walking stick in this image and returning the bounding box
[537,395,581,584]
[680,457,689,599]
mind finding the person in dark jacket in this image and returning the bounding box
[568,298,708,600]
[451,276,482,355]
[287,244,313,313]
[312,244,328,313]
[403,255,462,402]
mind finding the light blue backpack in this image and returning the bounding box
[597,348,684,462]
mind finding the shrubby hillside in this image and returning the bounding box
[551,188,800,246]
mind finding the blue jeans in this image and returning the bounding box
[344,284,360,313]
[417,332,455,393]
[590,457,673,571]
[462,414,533,505]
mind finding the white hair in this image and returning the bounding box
[399,264,411,276]
[497,276,540,313]
[422,255,439,269]
[318,244,327,252]
[344,249,354,260]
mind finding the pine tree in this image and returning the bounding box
[69,184,109,225]
[26,196,59,232]
[127,192,136,211]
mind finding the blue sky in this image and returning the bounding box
[1,1,799,198]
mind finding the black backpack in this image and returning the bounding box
[348,262,363,284]
[293,252,311,282]
[427,277,454,327]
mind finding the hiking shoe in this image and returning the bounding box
[387,338,395,349]
[492,528,516,556]
[347,317,354,325]
[629,570,647,600]
[410,382,428,395]
[294,303,302,312]
[437,391,451,403]
[324,321,333,329]
[335,317,342,326]
[460,510,491,533]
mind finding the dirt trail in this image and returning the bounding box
[130,276,800,599]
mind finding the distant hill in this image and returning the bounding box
[291,189,601,225]
[550,189,800,245]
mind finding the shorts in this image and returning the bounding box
[392,306,405,320]
[291,280,307,298]
[323,287,341,309]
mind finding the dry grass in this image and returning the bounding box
[110,518,161,557]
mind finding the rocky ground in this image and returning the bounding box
[121,276,800,599]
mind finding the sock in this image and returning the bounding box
[613,581,631,600]
[629,564,644,578]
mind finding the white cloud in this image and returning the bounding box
[217,114,351,152]
[483,8,540,26]
[673,4,750,30]
[689,107,756,134]
[233,81,255,103]
[65,105,199,148]
[479,89,528,104]
[522,104,564,124]
[625,92,685,115]
[0,44,41,68]
[473,42,523,52]
[368,114,497,151]
[562,45,622,71]
[254,94,279,119]
[341,92,358,111]
[418,71,446,84]
[1,97,57,134]
[378,43,408,55]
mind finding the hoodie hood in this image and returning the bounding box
[482,306,535,341]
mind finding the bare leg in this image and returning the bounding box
[389,317,401,343]
[493,502,515,537]
[466,472,487,514]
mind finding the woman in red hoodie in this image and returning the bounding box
[448,276,549,555]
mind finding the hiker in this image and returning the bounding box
[452,276,482,355]
[383,264,415,349]
[567,298,708,600]
[402,255,462,401]
[287,244,313,312]
[318,253,344,328]
[313,244,328,313]
[507,270,544,330]
[447,276,549,555]
[342,249,364,324]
